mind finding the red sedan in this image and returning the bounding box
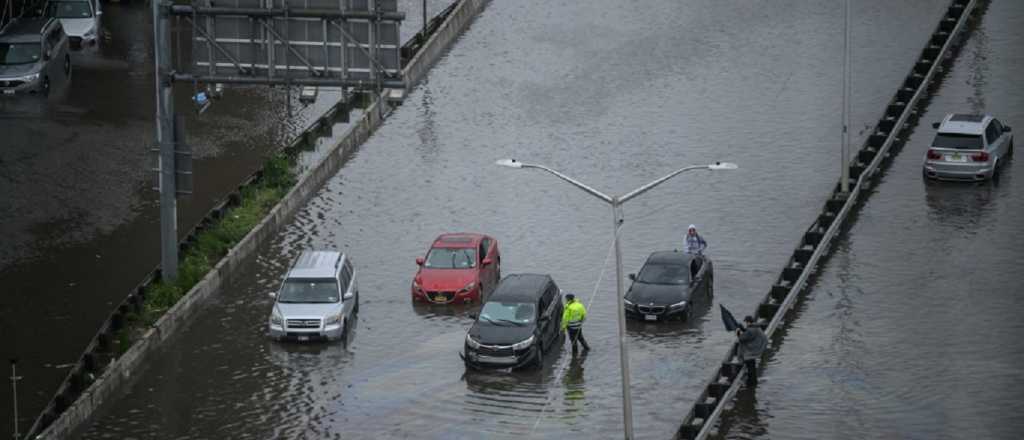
[411,233,501,304]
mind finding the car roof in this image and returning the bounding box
[644,250,698,265]
[0,18,53,43]
[937,113,991,136]
[431,233,485,248]
[287,250,343,279]
[489,274,552,302]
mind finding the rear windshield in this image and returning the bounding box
[0,43,40,65]
[637,263,689,285]
[47,1,93,18]
[278,278,339,303]
[933,133,983,150]
[424,247,476,269]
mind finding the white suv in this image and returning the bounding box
[924,114,1014,181]
[268,250,359,342]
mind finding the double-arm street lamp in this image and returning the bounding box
[495,158,738,439]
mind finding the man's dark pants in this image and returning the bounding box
[567,326,590,352]
[744,359,758,387]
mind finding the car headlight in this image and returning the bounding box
[17,73,40,82]
[84,27,97,38]
[465,333,481,349]
[623,297,634,306]
[412,280,421,290]
[670,300,687,310]
[270,309,282,325]
[459,281,476,292]
[510,335,535,351]
[324,313,341,325]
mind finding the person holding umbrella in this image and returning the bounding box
[736,315,768,388]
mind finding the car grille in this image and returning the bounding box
[1,80,25,88]
[286,319,321,329]
[475,344,514,357]
[427,291,455,303]
[637,305,666,314]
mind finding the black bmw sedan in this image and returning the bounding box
[624,250,713,322]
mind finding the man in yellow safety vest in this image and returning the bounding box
[561,293,591,353]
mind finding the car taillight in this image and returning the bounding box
[971,151,990,162]
[926,149,942,160]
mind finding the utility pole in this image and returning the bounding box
[10,359,21,440]
[422,0,427,37]
[154,0,178,281]
[840,0,852,194]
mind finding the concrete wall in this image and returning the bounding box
[36,1,488,438]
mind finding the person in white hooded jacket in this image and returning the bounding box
[684,224,707,255]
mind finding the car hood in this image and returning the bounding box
[625,282,688,305]
[60,18,96,37]
[417,268,477,291]
[468,321,535,346]
[275,302,342,318]
[0,64,39,79]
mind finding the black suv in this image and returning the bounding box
[463,274,563,370]
[0,17,70,95]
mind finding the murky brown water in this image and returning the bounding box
[0,1,441,436]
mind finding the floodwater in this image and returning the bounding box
[715,1,1024,439]
[69,0,983,438]
[0,1,442,437]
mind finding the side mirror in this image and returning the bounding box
[482,257,493,266]
[343,291,354,300]
[628,273,636,281]
[468,312,478,320]
[267,291,277,299]
[415,257,424,266]
[932,122,941,129]
[1004,126,1012,132]
[96,10,103,16]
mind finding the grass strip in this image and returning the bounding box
[114,154,296,354]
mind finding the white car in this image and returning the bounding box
[923,114,1014,181]
[267,250,359,342]
[45,0,101,47]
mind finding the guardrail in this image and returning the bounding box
[674,1,978,439]
[20,2,467,438]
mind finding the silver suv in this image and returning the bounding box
[0,17,70,95]
[268,250,359,342]
[924,114,1014,181]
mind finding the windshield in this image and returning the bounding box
[637,263,689,285]
[47,1,93,18]
[479,302,535,326]
[277,278,339,303]
[0,43,40,65]
[933,133,984,150]
[424,247,476,269]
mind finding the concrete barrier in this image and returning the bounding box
[31,1,489,438]
[675,1,979,439]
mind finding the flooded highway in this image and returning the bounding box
[715,1,1024,439]
[0,1,440,436]
[62,1,983,438]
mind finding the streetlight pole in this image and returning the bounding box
[495,159,738,439]
[840,0,852,194]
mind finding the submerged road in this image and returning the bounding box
[68,1,979,439]
[0,1,443,436]
[715,1,1024,439]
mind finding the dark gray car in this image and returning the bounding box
[0,17,70,95]
[624,250,714,322]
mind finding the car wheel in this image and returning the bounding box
[683,305,693,322]
[41,76,50,95]
[64,55,71,77]
[532,344,544,369]
[707,276,714,298]
[353,292,360,314]
[1007,140,1014,158]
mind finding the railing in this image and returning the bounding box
[675,1,979,439]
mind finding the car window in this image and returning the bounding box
[479,302,535,325]
[278,278,340,303]
[0,43,40,65]
[637,262,689,285]
[339,264,352,293]
[424,247,476,269]
[47,1,93,18]
[538,288,550,314]
[985,124,999,146]
[932,133,984,150]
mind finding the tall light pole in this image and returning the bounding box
[840,0,852,194]
[496,158,738,439]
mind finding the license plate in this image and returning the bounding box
[297,335,309,341]
[946,153,966,162]
[644,314,658,321]
[2,89,13,95]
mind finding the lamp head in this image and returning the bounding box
[495,159,523,169]
[708,162,739,170]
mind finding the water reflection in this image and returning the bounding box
[924,177,997,229]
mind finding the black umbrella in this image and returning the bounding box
[720,304,743,332]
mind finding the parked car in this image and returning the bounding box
[0,17,70,95]
[268,250,359,342]
[44,0,101,47]
[923,113,1014,181]
[411,233,500,304]
[462,274,563,370]
[624,250,713,322]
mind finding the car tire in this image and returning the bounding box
[532,344,544,369]
[41,76,50,95]
[683,305,693,322]
[353,292,360,314]
[707,275,714,298]
[64,55,72,78]
[1008,140,1014,158]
